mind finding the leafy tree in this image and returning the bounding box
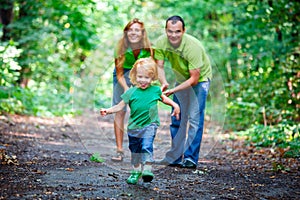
[0,0,299,138]
[225,0,299,129]
[0,0,98,116]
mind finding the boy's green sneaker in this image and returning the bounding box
[142,170,154,182]
[126,170,142,184]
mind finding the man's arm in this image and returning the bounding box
[164,68,200,96]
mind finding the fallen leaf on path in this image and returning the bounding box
[65,168,74,171]
[90,153,105,163]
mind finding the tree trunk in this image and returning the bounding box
[0,0,14,41]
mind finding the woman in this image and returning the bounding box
[111,18,153,162]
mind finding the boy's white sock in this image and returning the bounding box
[133,165,141,172]
[143,164,152,171]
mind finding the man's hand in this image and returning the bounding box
[163,88,174,97]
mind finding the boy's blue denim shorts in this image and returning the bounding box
[127,123,158,165]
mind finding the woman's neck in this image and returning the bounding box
[130,43,142,50]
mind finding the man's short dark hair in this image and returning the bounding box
[165,15,185,30]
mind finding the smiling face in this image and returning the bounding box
[130,57,158,88]
[126,23,143,44]
[136,66,153,89]
[165,20,185,48]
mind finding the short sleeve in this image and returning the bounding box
[154,47,164,61]
[186,45,204,70]
[154,36,166,61]
[121,87,136,104]
[154,86,162,101]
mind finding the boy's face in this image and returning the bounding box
[136,67,152,89]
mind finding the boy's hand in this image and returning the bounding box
[100,108,108,116]
[171,104,180,120]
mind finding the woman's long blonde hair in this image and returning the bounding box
[115,18,153,70]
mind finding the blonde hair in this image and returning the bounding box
[129,57,158,85]
[115,18,153,70]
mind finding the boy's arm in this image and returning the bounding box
[161,94,180,120]
[100,100,126,116]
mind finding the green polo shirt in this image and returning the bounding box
[114,47,151,69]
[154,33,212,83]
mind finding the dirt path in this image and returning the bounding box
[0,110,299,199]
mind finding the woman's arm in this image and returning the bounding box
[156,60,169,92]
[115,59,130,91]
[161,94,180,120]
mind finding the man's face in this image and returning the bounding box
[165,20,185,48]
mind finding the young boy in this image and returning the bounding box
[100,57,180,184]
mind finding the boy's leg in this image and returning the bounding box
[127,135,142,184]
[142,163,154,182]
[127,164,142,184]
[140,124,157,182]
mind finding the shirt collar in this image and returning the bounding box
[165,35,186,57]
[126,48,146,56]
[166,34,186,51]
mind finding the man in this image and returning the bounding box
[155,15,212,169]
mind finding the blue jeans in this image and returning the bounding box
[128,124,158,166]
[165,81,210,165]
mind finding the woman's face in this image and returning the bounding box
[127,23,143,44]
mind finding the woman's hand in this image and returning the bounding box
[160,83,169,92]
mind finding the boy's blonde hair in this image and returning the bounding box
[129,57,158,85]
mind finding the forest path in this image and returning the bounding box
[0,110,299,199]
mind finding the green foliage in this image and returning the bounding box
[0,85,75,116]
[90,152,105,163]
[226,97,258,130]
[0,88,24,114]
[0,0,98,116]
[223,0,300,130]
[0,41,22,86]
[240,123,300,158]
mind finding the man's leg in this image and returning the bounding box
[183,81,210,165]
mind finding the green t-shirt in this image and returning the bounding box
[154,33,212,83]
[114,47,151,69]
[121,85,162,130]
